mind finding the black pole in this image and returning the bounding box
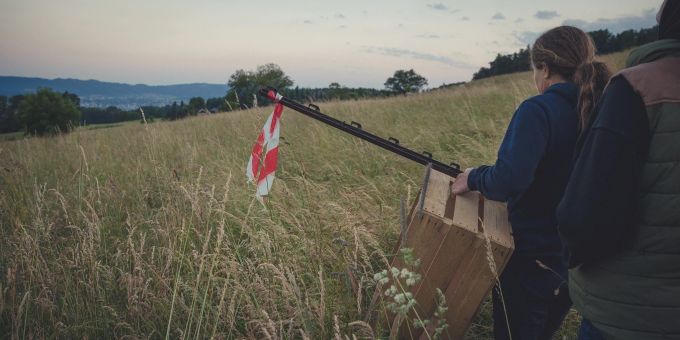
[258,87,462,178]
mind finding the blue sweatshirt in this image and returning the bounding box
[468,82,578,258]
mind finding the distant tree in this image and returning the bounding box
[635,26,658,46]
[188,97,205,115]
[169,101,179,120]
[611,29,639,51]
[227,69,254,109]
[140,105,167,120]
[79,105,139,125]
[384,69,428,95]
[17,88,81,135]
[9,95,25,113]
[285,86,391,102]
[227,63,293,108]
[177,100,188,119]
[206,96,228,112]
[253,63,293,92]
[0,95,21,133]
[589,29,615,53]
[0,96,6,114]
[472,46,530,80]
[62,91,80,107]
[328,82,342,99]
[472,26,658,81]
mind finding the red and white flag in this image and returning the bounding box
[247,93,284,199]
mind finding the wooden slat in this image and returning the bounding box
[439,233,511,339]
[482,199,514,249]
[405,225,479,339]
[451,191,479,233]
[422,170,454,218]
[437,234,484,337]
[387,212,447,330]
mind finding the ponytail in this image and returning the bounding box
[574,61,611,129]
[531,26,612,130]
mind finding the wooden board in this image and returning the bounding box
[382,170,514,340]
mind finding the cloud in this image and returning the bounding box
[335,13,346,19]
[492,12,505,20]
[416,34,441,39]
[303,20,313,24]
[427,3,448,11]
[514,31,541,45]
[515,18,524,23]
[362,46,474,68]
[514,8,658,46]
[461,16,470,21]
[535,10,559,20]
[563,8,656,33]
[450,9,461,14]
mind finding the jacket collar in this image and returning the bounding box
[544,82,578,103]
[626,39,680,67]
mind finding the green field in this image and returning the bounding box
[0,52,627,339]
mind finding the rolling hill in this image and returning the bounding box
[0,76,228,109]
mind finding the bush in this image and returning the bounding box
[17,88,81,135]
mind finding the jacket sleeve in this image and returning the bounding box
[556,76,649,267]
[467,100,548,202]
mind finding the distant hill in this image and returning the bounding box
[0,76,228,109]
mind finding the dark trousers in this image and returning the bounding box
[492,255,572,340]
[577,319,606,340]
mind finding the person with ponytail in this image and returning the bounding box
[450,26,610,339]
[557,1,680,339]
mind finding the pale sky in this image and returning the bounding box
[0,0,661,88]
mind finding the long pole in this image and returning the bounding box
[258,87,462,178]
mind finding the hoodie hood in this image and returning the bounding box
[658,0,680,40]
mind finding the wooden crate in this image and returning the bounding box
[384,170,514,339]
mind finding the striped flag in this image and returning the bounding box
[247,93,284,199]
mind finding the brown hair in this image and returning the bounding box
[531,26,612,128]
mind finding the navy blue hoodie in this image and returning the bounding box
[468,82,578,258]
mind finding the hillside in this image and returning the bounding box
[0,76,227,109]
[0,51,628,339]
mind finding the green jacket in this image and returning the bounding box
[569,39,680,339]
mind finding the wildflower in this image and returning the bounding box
[400,268,409,278]
[391,267,400,278]
[394,293,405,304]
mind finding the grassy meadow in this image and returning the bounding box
[0,52,627,339]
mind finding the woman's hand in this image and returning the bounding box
[451,168,473,195]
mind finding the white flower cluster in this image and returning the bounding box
[370,248,449,339]
[373,270,390,285]
[373,265,422,316]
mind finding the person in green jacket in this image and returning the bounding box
[556,1,680,339]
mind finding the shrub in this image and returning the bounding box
[17,88,81,135]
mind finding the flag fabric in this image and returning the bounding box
[247,93,284,199]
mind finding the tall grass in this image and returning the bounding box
[0,52,627,339]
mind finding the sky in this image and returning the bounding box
[0,0,662,88]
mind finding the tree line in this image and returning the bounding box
[224,63,421,108]
[473,26,659,80]
[0,91,236,135]
[1,64,430,136]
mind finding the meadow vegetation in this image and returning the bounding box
[0,52,627,339]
